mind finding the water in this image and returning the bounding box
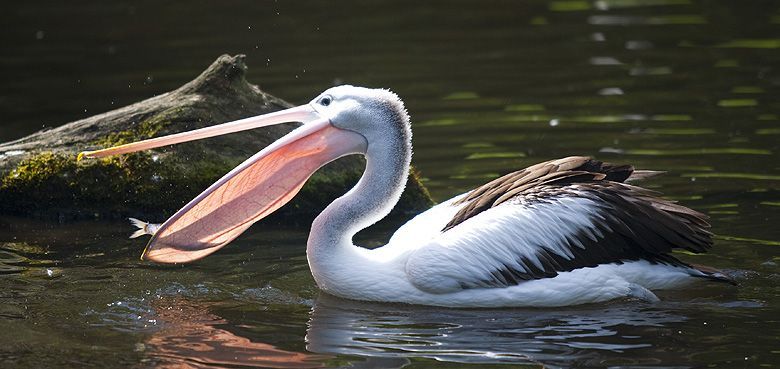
[1,0,779,367]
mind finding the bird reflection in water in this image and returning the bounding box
[306,294,691,368]
[144,297,328,368]
[141,293,694,368]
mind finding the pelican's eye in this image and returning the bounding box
[319,95,332,106]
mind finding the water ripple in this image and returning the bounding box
[305,296,689,366]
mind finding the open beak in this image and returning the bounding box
[79,104,367,263]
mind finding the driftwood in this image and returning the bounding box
[0,54,432,220]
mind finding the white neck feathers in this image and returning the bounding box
[306,102,412,282]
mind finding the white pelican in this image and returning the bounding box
[80,85,732,307]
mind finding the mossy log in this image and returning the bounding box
[0,54,433,221]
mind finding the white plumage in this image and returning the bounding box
[406,196,605,294]
[303,195,701,307]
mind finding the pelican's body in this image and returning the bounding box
[87,85,730,307]
[307,196,701,307]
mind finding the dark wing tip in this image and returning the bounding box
[627,170,666,182]
[690,263,737,285]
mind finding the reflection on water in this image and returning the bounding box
[83,290,695,368]
[306,294,688,368]
[145,297,327,369]
[81,289,757,369]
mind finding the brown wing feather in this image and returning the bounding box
[444,156,635,231]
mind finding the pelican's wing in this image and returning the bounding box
[443,156,645,230]
[405,157,713,294]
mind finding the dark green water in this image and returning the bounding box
[1,1,779,367]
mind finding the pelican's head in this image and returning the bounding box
[309,85,410,149]
[78,85,408,263]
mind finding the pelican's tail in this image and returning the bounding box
[128,218,161,239]
[689,263,737,285]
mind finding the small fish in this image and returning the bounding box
[128,218,161,239]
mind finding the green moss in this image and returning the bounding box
[1,152,74,189]
[0,106,224,218]
[95,107,184,147]
[398,167,435,212]
[0,150,222,218]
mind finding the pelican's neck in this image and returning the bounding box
[307,112,411,262]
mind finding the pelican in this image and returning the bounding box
[80,86,731,307]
